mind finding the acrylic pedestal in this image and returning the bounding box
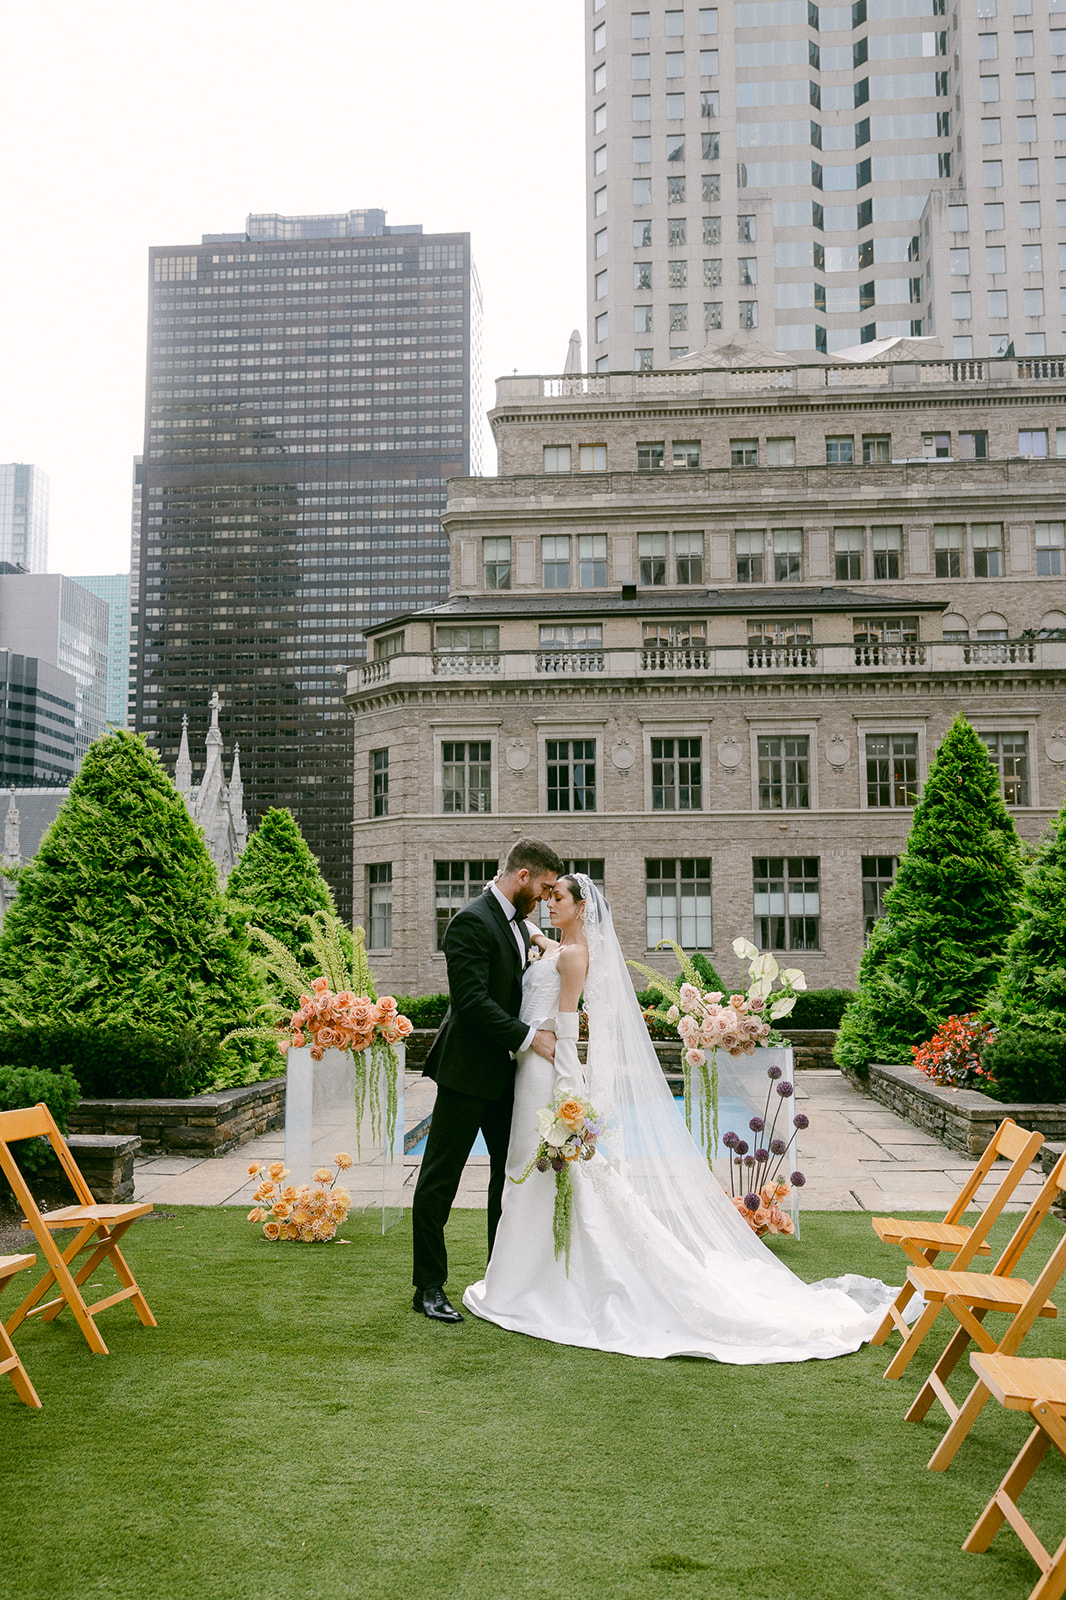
[284,1043,405,1234]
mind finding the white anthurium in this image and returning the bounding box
[770,996,797,1020]
[732,936,759,959]
[749,952,779,982]
[544,1121,570,1149]
[779,968,808,991]
[537,1108,558,1138]
[748,974,773,999]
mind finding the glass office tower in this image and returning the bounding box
[0,464,49,573]
[132,211,481,916]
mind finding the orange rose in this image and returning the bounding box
[268,1161,287,1180]
[312,976,329,994]
[247,1207,265,1223]
[247,1161,263,1176]
[262,1221,281,1241]
[271,1200,292,1219]
[396,1016,413,1037]
[557,1099,585,1131]
[291,1031,306,1048]
[281,1185,297,1202]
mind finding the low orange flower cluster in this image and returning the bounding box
[279,976,413,1060]
[246,1154,354,1241]
[731,1181,795,1238]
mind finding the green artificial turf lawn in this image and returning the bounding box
[1,1208,1064,1600]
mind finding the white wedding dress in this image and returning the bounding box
[464,882,902,1364]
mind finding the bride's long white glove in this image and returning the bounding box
[553,1014,587,1097]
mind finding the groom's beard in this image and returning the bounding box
[512,886,539,919]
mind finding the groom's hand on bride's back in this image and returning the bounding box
[531,1029,556,1063]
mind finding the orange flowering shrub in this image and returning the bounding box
[280,976,413,1061]
[246,1154,352,1241]
[912,1013,994,1089]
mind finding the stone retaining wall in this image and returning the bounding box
[70,1077,286,1158]
[844,1061,1066,1157]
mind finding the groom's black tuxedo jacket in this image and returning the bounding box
[423,889,531,1101]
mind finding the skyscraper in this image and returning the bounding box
[73,573,130,726]
[0,464,49,572]
[586,0,1066,367]
[131,210,481,917]
[0,575,108,759]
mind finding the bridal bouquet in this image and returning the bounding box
[723,1062,809,1238]
[245,1153,353,1242]
[512,1092,605,1273]
[630,937,807,1158]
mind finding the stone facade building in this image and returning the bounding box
[346,349,1066,997]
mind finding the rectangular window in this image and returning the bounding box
[934,523,963,577]
[766,437,796,467]
[634,177,652,204]
[579,533,608,586]
[595,311,609,342]
[731,437,759,467]
[983,160,1003,186]
[638,532,668,585]
[667,50,685,76]
[872,525,902,579]
[634,306,653,334]
[981,732,1030,805]
[703,258,723,287]
[1025,288,1044,316]
[773,526,803,582]
[972,523,1003,578]
[595,268,607,299]
[701,48,719,73]
[952,291,972,319]
[442,742,491,814]
[542,535,571,588]
[735,530,764,583]
[633,94,651,120]
[483,536,511,590]
[834,526,864,580]
[825,435,855,464]
[1019,429,1048,458]
[543,444,572,473]
[652,738,703,811]
[704,301,723,329]
[643,620,707,651]
[958,431,988,460]
[854,615,919,647]
[861,855,896,938]
[1036,522,1065,575]
[373,631,404,660]
[739,300,758,329]
[668,261,688,290]
[669,303,689,331]
[675,530,705,582]
[673,439,701,468]
[435,626,500,653]
[668,92,686,118]
[666,9,684,34]
[435,860,497,949]
[367,864,392,951]
[862,434,891,464]
[371,749,389,818]
[985,202,1005,229]
[866,733,919,807]
[754,857,820,951]
[758,736,810,810]
[632,52,650,77]
[637,441,665,471]
[645,858,712,949]
[547,740,596,812]
[702,130,720,160]
[578,444,608,471]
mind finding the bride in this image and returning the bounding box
[464,872,901,1363]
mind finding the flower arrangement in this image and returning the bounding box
[630,937,807,1158]
[722,1063,809,1237]
[246,1153,353,1242]
[912,1013,995,1090]
[282,978,412,1060]
[512,1091,605,1273]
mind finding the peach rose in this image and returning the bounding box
[281,1185,297,1201]
[247,1161,263,1176]
[396,1016,413,1037]
[263,1221,281,1241]
[291,1031,306,1049]
[271,1200,292,1219]
[557,1099,585,1131]
[378,995,398,1015]
[268,1161,287,1180]
[247,1207,265,1223]
[312,975,329,994]
[277,1041,289,1056]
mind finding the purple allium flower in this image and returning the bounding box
[723,1130,740,1150]
[551,1158,564,1173]
[748,1115,765,1133]
[754,1147,770,1163]
[769,1138,787,1155]
[535,1158,550,1173]
[790,1170,806,1187]
[744,1193,760,1211]
[734,1139,749,1156]
[793,1113,809,1130]
[776,1081,795,1098]
[767,1065,783,1080]
[743,1154,756,1169]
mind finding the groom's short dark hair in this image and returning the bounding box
[504,837,564,877]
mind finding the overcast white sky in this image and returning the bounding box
[0,0,586,575]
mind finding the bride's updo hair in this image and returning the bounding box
[556,874,585,905]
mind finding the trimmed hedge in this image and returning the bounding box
[0,1024,222,1099]
[979,1028,1066,1104]
[395,994,449,1030]
[787,989,855,1030]
[0,1064,81,1176]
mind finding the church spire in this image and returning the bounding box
[175,717,192,796]
[3,788,20,868]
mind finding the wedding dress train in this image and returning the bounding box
[464,884,900,1364]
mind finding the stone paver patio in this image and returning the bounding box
[130,1069,1047,1216]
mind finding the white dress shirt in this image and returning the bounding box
[488,881,537,1054]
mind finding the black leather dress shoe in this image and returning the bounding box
[413,1287,464,1323]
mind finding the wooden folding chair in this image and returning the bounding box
[872,1118,1046,1380]
[904,1150,1066,1472]
[0,1103,156,1356]
[962,1354,1066,1600]
[0,1253,41,1408]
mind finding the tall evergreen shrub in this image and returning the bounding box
[224,807,351,967]
[0,731,263,1053]
[835,716,1023,1072]
[986,797,1066,1037]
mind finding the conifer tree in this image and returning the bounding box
[835,715,1023,1071]
[0,730,261,1040]
[987,797,1066,1035]
[224,807,352,967]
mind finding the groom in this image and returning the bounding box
[411,836,564,1323]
